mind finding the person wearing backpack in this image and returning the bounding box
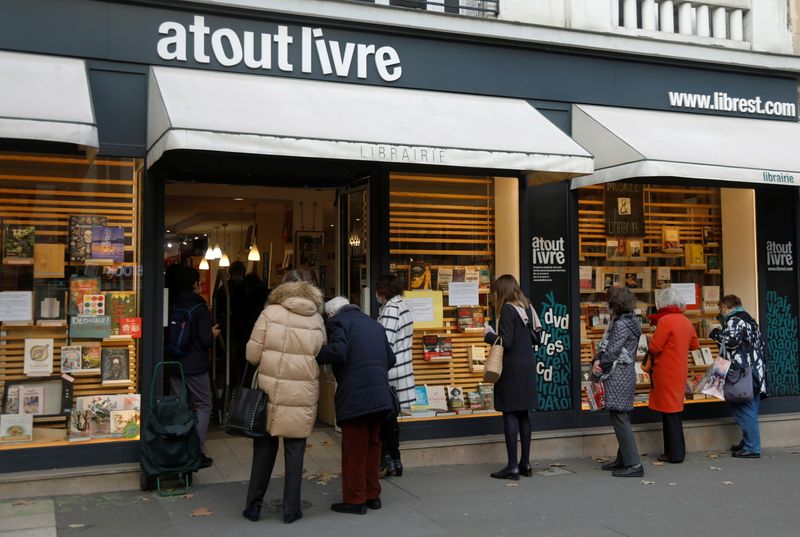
[709,294,768,459]
[167,266,219,469]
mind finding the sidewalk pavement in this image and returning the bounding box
[3,448,800,537]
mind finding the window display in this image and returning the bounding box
[0,152,143,448]
[389,173,500,420]
[578,183,725,409]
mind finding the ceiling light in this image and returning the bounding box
[248,243,260,262]
[166,242,173,248]
[199,258,210,270]
[204,246,215,260]
[219,253,230,267]
[233,197,244,201]
[181,241,188,246]
[166,229,171,233]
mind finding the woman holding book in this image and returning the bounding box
[483,275,542,481]
[376,274,416,478]
[646,287,699,464]
[592,286,643,477]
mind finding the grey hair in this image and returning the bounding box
[324,296,350,316]
[656,287,686,310]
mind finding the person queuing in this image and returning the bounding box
[483,275,541,481]
[592,286,644,477]
[709,294,768,459]
[242,270,326,524]
[316,297,396,515]
[646,287,700,464]
[376,274,416,478]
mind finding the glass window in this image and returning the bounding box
[0,152,143,448]
[578,183,729,409]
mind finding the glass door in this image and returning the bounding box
[340,185,369,313]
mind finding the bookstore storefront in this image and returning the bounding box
[2,0,800,471]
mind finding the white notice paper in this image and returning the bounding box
[671,283,697,305]
[0,291,33,322]
[405,297,435,323]
[448,282,479,306]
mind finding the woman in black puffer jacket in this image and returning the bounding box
[592,286,643,477]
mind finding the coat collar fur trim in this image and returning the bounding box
[268,281,324,315]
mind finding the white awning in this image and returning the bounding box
[147,66,593,181]
[571,104,800,189]
[0,51,99,148]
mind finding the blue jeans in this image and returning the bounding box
[729,396,761,453]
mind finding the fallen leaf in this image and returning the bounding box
[707,453,719,459]
[68,524,85,529]
[668,482,678,486]
[140,497,150,502]
[191,507,214,517]
[181,493,194,499]
[505,483,519,487]
[593,457,609,463]
[550,463,566,468]
[710,466,722,471]
[652,461,665,466]
[641,480,655,485]
[12,500,32,506]
[722,481,734,485]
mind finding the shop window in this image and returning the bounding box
[577,183,740,409]
[389,173,516,420]
[0,152,143,448]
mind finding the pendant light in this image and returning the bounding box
[211,225,222,259]
[203,228,215,260]
[199,258,210,270]
[248,203,261,261]
[218,223,230,267]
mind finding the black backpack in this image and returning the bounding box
[166,303,203,357]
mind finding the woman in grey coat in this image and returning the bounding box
[592,286,643,477]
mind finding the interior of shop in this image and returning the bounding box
[577,183,758,409]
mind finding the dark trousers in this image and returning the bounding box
[661,412,685,463]
[170,373,212,448]
[341,414,382,504]
[245,433,306,517]
[380,416,400,461]
[609,410,641,467]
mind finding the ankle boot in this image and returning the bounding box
[380,454,395,477]
[393,458,403,477]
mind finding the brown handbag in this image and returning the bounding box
[483,336,504,383]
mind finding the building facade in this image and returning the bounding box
[1,0,800,472]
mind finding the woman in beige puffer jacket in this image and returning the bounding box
[242,275,326,524]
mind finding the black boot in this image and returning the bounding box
[393,458,403,477]
[379,454,395,478]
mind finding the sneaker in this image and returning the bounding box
[199,454,214,469]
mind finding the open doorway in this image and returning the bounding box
[163,180,369,428]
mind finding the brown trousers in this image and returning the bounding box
[340,414,383,504]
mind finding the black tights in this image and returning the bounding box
[502,411,532,470]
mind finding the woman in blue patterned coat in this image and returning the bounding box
[592,286,643,477]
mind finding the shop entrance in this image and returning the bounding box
[162,176,370,428]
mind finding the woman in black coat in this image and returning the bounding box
[484,275,541,480]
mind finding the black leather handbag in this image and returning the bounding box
[224,365,267,438]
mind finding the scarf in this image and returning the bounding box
[724,305,746,321]
[648,305,683,326]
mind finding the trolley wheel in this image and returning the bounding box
[140,472,153,492]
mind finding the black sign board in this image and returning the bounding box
[604,183,644,237]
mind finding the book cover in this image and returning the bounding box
[24,338,54,377]
[0,414,33,443]
[80,294,106,317]
[698,358,730,400]
[426,385,449,411]
[447,386,465,410]
[412,385,429,410]
[69,276,101,316]
[34,284,67,324]
[464,267,480,284]
[60,345,82,373]
[422,335,439,361]
[68,408,92,442]
[33,243,65,278]
[123,394,141,410]
[624,271,644,290]
[81,345,102,371]
[627,239,643,258]
[70,315,111,339]
[605,239,619,259]
[90,226,125,262]
[683,284,702,311]
[451,268,466,283]
[436,267,453,290]
[3,385,19,414]
[690,349,705,366]
[467,345,486,372]
[656,267,671,288]
[470,307,485,328]
[685,244,705,268]
[68,216,107,263]
[706,253,720,271]
[106,291,136,335]
[580,362,592,382]
[700,347,714,366]
[20,385,44,415]
[437,337,453,360]
[615,238,627,258]
[477,383,494,410]
[702,286,720,314]
[110,409,140,438]
[101,348,130,385]
[3,225,35,261]
[457,307,474,331]
[466,391,483,410]
[601,271,619,291]
[702,226,719,245]
[662,227,680,251]
[119,317,142,338]
[579,266,593,290]
[410,261,432,290]
[478,269,491,290]
[635,362,650,385]
[582,381,606,411]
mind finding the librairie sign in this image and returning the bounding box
[157,16,403,82]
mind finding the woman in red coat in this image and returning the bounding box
[646,287,699,463]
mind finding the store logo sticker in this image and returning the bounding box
[767,241,794,272]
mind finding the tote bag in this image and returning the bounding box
[224,365,267,438]
[483,337,503,383]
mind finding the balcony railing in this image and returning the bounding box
[617,0,749,42]
[355,0,499,18]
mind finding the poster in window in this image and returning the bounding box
[295,231,323,274]
[604,184,644,237]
